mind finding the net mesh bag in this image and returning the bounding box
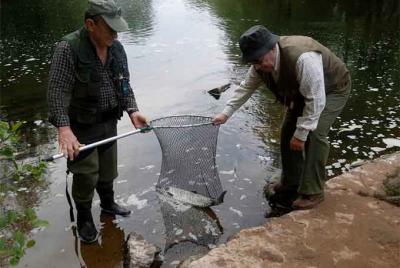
[150,115,225,207]
[157,194,222,263]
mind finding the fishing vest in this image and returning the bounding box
[258,36,350,108]
[62,27,127,125]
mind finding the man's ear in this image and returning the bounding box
[85,19,95,32]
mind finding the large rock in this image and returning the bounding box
[183,153,400,267]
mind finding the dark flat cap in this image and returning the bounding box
[239,25,279,63]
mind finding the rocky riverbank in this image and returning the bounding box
[181,153,400,268]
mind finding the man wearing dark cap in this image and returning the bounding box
[213,25,351,211]
[48,0,147,243]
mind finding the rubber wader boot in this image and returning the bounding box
[76,203,98,244]
[98,188,131,216]
[268,184,299,209]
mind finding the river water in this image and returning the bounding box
[1,0,399,267]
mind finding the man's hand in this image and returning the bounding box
[212,113,228,125]
[58,126,83,160]
[129,111,148,129]
[290,136,305,151]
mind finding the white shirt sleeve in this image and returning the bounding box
[294,52,326,141]
[222,65,263,117]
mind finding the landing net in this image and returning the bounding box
[150,115,225,207]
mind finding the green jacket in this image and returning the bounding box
[258,36,350,107]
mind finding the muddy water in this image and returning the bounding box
[0,0,399,267]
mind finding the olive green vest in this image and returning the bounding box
[62,27,126,124]
[258,36,350,107]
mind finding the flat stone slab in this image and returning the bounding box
[182,153,400,268]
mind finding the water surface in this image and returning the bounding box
[0,0,399,267]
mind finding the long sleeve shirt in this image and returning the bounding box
[222,45,326,141]
[47,41,138,127]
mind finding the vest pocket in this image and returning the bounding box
[87,80,101,99]
[73,81,88,98]
[72,76,100,101]
[75,62,91,83]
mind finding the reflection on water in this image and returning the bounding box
[117,0,156,45]
[0,0,86,122]
[158,194,222,265]
[2,0,399,267]
[75,214,125,268]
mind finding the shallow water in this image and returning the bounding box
[1,0,399,267]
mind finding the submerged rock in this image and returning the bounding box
[0,193,19,216]
[124,232,161,268]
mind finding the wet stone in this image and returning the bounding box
[124,232,162,268]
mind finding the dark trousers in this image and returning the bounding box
[67,120,118,208]
[281,81,351,195]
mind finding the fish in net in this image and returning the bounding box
[150,115,226,207]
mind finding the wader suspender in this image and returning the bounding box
[65,170,75,222]
[65,170,86,266]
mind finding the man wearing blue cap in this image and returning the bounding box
[213,25,351,211]
[48,0,147,243]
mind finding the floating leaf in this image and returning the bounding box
[26,240,35,248]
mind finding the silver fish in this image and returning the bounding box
[156,186,224,207]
